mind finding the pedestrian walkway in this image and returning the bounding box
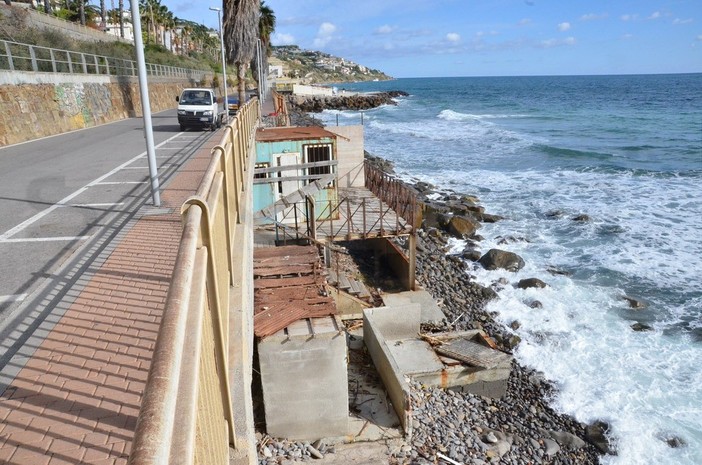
[0,133,221,464]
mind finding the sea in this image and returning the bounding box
[317,74,702,465]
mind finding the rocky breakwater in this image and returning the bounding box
[286,91,409,113]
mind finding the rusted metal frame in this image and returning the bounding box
[255,160,338,175]
[379,197,385,236]
[307,196,317,240]
[128,207,201,465]
[183,195,237,448]
[345,197,352,240]
[329,199,334,241]
[333,198,352,240]
[169,247,208,465]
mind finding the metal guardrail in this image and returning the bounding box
[0,39,210,79]
[364,161,421,229]
[128,99,260,465]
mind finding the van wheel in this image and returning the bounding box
[179,124,185,131]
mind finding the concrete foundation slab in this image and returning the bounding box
[381,290,445,324]
[387,339,443,376]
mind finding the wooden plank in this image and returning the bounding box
[435,339,511,369]
[253,265,316,277]
[254,275,318,290]
[337,274,351,291]
[355,280,371,299]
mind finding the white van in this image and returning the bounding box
[176,88,225,131]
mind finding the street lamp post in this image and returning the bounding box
[209,7,228,122]
[130,0,160,207]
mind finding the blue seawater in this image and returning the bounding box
[319,74,702,465]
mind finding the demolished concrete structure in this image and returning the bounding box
[363,303,512,438]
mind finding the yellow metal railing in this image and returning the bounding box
[128,99,260,465]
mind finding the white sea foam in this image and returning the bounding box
[438,109,532,120]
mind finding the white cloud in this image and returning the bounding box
[518,18,532,26]
[540,37,576,48]
[446,32,461,43]
[621,14,639,22]
[271,32,295,46]
[673,18,693,25]
[580,13,607,21]
[375,25,395,34]
[697,35,702,41]
[313,22,337,47]
[648,11,662,20]
[558,22,571,32]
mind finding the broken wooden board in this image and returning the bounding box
[435,338,511,369]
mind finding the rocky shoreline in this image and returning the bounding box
[403,180,610,464]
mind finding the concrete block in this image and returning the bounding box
[258,316,348,440]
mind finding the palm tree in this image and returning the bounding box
[119,0,124,38]
[251,1,275,91]
[224,0,260,105]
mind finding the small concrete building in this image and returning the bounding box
[253,125,366,229]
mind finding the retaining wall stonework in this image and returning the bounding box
[0,75,201,146]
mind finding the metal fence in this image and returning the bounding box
[128,99,260,465]
[0,39,210,79]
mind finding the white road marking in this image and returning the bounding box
[0,294,28,304]
[66,203,125,208]
[0,133,182,241]
[95,181,149,185]
[0,236,92,243]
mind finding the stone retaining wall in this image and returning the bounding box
[0,73,203,146]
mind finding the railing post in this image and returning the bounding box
[81,53,87,73]
[94,55,99,74]
[67,51,73,73]
[4,41,14,71]
[29,45,38,72]
[229,129,242,223]
[49,49,57,73]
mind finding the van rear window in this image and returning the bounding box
[180,91,212,105]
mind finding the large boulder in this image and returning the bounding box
[518,278,548,289]
[585,421,615,455]
[447,215,480,239]
[478,249,525,272]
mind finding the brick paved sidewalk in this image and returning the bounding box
[0,135,220,465]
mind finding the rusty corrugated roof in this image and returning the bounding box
[253,245,336,338]
[256,126,338,143]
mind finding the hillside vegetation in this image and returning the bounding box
[273,45,391,83]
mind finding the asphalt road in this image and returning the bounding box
[0,109,216,326]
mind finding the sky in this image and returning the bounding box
[161,0,702,78]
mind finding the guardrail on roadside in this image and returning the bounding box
[0,39,210,80]
[128,98,260,465]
